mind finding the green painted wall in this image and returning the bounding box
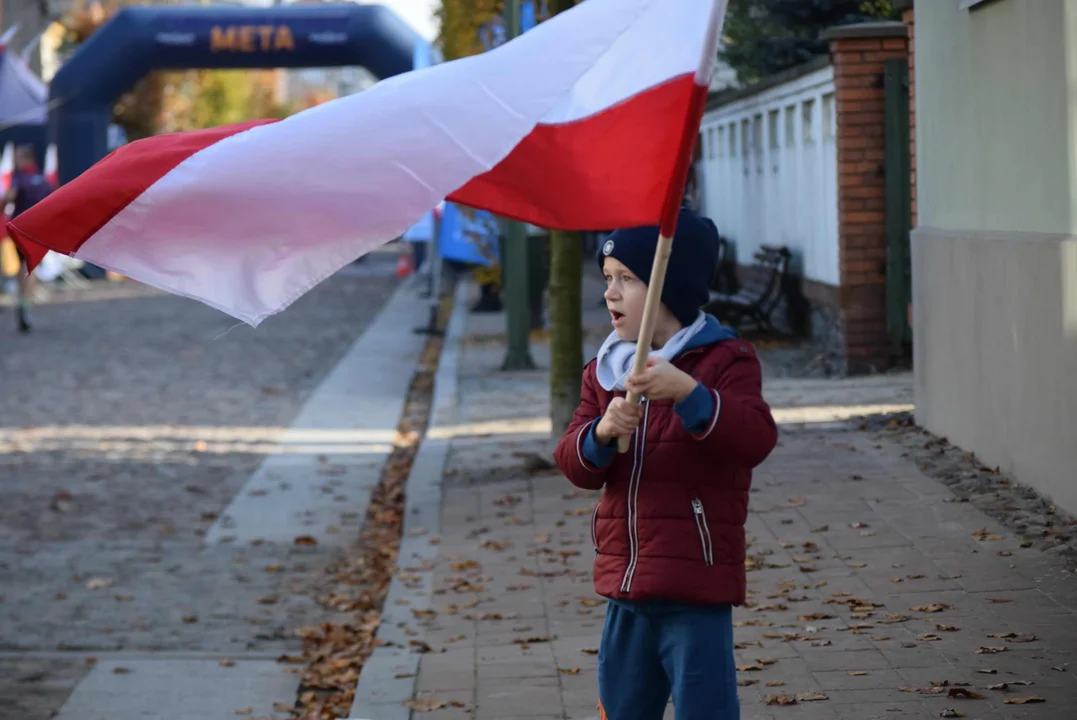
[916,0,1077,235]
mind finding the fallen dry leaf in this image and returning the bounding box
[1003,697,1046,705]
[85,577,114,590]
[512,635,554,645]
[218,659,236,668]
[581,648,598,655]
[912,603,951,613]
[277,654,305,664]
[737,663,765,672]
[847,671,869,676]
[798,613,834,621]
[796,692,828,702]
[293,535,318,547]
[975,646,1007,654]
[737,679,758,687]
[936,624,960,632]
[557,667,581,675]
[404,698,466,712]
[975,669,997,674]
[765,681,785,687]
[917,633,942,642]
[765,695,797,706]
[947,687,984,699]
[939,710,964,718]
[182,615,198,624]
[234,708,253,716]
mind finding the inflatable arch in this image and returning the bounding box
[50,4,423,184]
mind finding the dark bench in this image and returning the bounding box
[710,235,731,294]
[704,245,791,333]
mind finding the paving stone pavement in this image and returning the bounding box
[0,252,409,720]
[384,281,1077,720]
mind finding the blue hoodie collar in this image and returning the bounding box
[680,314,738,355]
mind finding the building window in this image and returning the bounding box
[718,126,725,157]
[785,105,795,147]
[768,110,780,150]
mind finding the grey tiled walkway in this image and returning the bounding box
[397,287,1076,720]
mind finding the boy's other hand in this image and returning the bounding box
[596,397,643,444]
[625,357,698,403]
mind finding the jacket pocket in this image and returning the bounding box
[591,501,601,554]
[691,498,714,566]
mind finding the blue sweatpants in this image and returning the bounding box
[598,599,739,720]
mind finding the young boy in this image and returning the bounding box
[553,208,778,720]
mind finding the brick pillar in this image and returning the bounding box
[825,22,909,374]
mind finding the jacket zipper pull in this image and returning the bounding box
[692,499,704,514]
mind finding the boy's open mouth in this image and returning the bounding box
[610,309,625,326]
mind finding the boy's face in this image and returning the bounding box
[603,257,646,341]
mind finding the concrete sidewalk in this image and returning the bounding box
[354,280,1076,720]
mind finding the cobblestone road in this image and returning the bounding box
[0,254,401,719]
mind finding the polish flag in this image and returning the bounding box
[8,0,728,326]
[43,143,58,188]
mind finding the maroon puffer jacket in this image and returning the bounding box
[554,339,777,606]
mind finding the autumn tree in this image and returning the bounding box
[56,0,296,141]
[720,0,898,84]
[436,0,502,61]
[545,0,583,436]
[57,0,165,140]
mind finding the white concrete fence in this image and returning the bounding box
[698,61,839,290]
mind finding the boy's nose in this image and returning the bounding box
[604,285,618,301]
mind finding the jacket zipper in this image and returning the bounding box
[620,399,650,593]
[591,500,600,554]
[692,498,714,566]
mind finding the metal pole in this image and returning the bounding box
[499,0,536,370]
[415,209,444,336]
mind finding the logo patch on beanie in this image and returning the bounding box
[602,239,614,256]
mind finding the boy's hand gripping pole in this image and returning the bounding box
[617,230,674,454]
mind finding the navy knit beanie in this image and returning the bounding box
[596,208,720,327]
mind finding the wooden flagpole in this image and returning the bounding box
[615,1,728,454]
[616,230,673,453]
